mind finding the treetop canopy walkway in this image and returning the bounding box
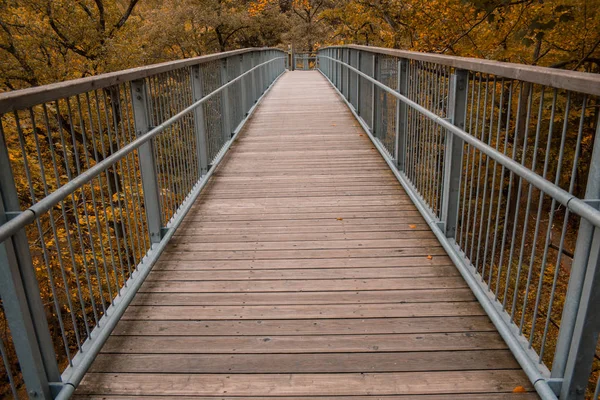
[0,46,599,400]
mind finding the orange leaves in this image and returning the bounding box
[512,386,527,393]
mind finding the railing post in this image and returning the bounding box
[251,52,258,103]
[558,121,600,400]
[190,65,209,176]
[0,127,61,399]
[220,58,232,141]
[240,54,248,117]
[356,51,362,115]
[394,58,409,170]
[258,53,264,96]
[344,49,350,99]
[371,53,379,136]
[131,79,164,244]
[440,69,468,237]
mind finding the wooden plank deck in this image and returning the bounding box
[75,71,538,399]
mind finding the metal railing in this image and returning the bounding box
[318,45,600,400]
[293,53,317,70]
[0,47,286,399]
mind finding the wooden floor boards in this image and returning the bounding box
[75,71,538,398]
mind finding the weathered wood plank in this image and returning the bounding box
[112,316,493,336]
[130,288,475,305]
[102,332,507,354]
[88,350,519,373]
[151,255,454,270]
[165,238,441,251]
[160,248,449,261]
[146,266,460,281]
[121,302,484,320]
[138,277,468,292]
[76,371,534,396]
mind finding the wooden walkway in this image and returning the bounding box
[75,71,538,399]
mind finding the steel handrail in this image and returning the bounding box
[322,45,600,96]
[318,54,600,229]
[0,56,284,245]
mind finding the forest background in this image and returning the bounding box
[1,0,600,92]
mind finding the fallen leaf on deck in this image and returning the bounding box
[409,224,417,229]
[336,217,343,221]
[512,386,527,393]
[427,255,433,260]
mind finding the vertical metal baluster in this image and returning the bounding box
[458,74,476,247]
[122,88,150,256]
[160,74,182,213]
[441,69,468,238]
[524,90,558,342]
[540,95,586,363]
[151,76,171,223]
[484,79,507,285]
[131,79,164,245]
[371,53,378,135]
[415,62,426,194]
[463,74,482,256]
[503,83,534,309]
[470,75,490,266]
[429,64,442,208]
[166,71,188,205]
[192,65,210,178]
[496,82,525,301]
[408,62,418,183]
[356,51,361,116]
[115,88,142,266]
[489,82,514,292]
[221,58,232,145]
[91,92,126,286]
[517,87,546,331]
[432,65,444,210]
[477,77,498,278]
[431,67,445,214]
[113,89,139,270]
[85,93,122,297]
[182,68,199,191]
[55,100,100,327]
[422,63,433,204]
[104,90,134,279]
[395,58,408,171]
[41,104,91,339]
[0,117,60,399]
[154,76,173,220]
[30,107,83,357]
[529,90,567,349]
[168,70,188,198]
[69,96,112,311]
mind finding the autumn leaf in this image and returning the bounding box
[427,255,433,260]
[409,224,417,228]
[336,217,343,220]
[512,386,527,393]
